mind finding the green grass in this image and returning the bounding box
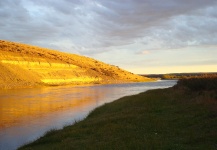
[19,79,217,150]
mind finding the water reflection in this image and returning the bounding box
[0,86,108,129]
[0,80,177,150]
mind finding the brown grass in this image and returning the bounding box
[0,40,152,89]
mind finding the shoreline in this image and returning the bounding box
[0,79,156,90]
[19,78,217,149]
[1,80,165,150]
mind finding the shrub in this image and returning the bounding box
[177,77,217,91]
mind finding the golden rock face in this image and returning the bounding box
[0,40,152,89]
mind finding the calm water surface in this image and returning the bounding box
[0,80,177,150]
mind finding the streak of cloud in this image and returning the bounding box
[1,0,217,54]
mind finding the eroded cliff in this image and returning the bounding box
[0,40,152,89]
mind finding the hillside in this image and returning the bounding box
[0,40,152,89]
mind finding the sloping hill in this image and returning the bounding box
[0,40,152,89]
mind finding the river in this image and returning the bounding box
[0,80,177,150]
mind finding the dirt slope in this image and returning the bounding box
[0,40,152,89]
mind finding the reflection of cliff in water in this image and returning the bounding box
[0,85,111,130]
[0,81,177,150]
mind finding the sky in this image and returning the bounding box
[0,0,217,74]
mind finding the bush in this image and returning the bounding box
[177,77,217,91]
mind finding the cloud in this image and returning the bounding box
[136,50,150,55]
[0,0,217,55]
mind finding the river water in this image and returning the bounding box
[0,80,177,150]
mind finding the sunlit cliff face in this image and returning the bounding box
[0,54,102,85]
[0,40,152,89]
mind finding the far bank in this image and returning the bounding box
[0,40,153,89]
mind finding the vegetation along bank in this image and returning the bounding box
[20,77,217,149]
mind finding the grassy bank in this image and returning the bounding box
[19,78,217,150]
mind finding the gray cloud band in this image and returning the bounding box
[0,0,217,54]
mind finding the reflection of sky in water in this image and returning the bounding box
[0,80,177,150]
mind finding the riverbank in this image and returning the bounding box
[0,40,153,90]
[19,78,217,149]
